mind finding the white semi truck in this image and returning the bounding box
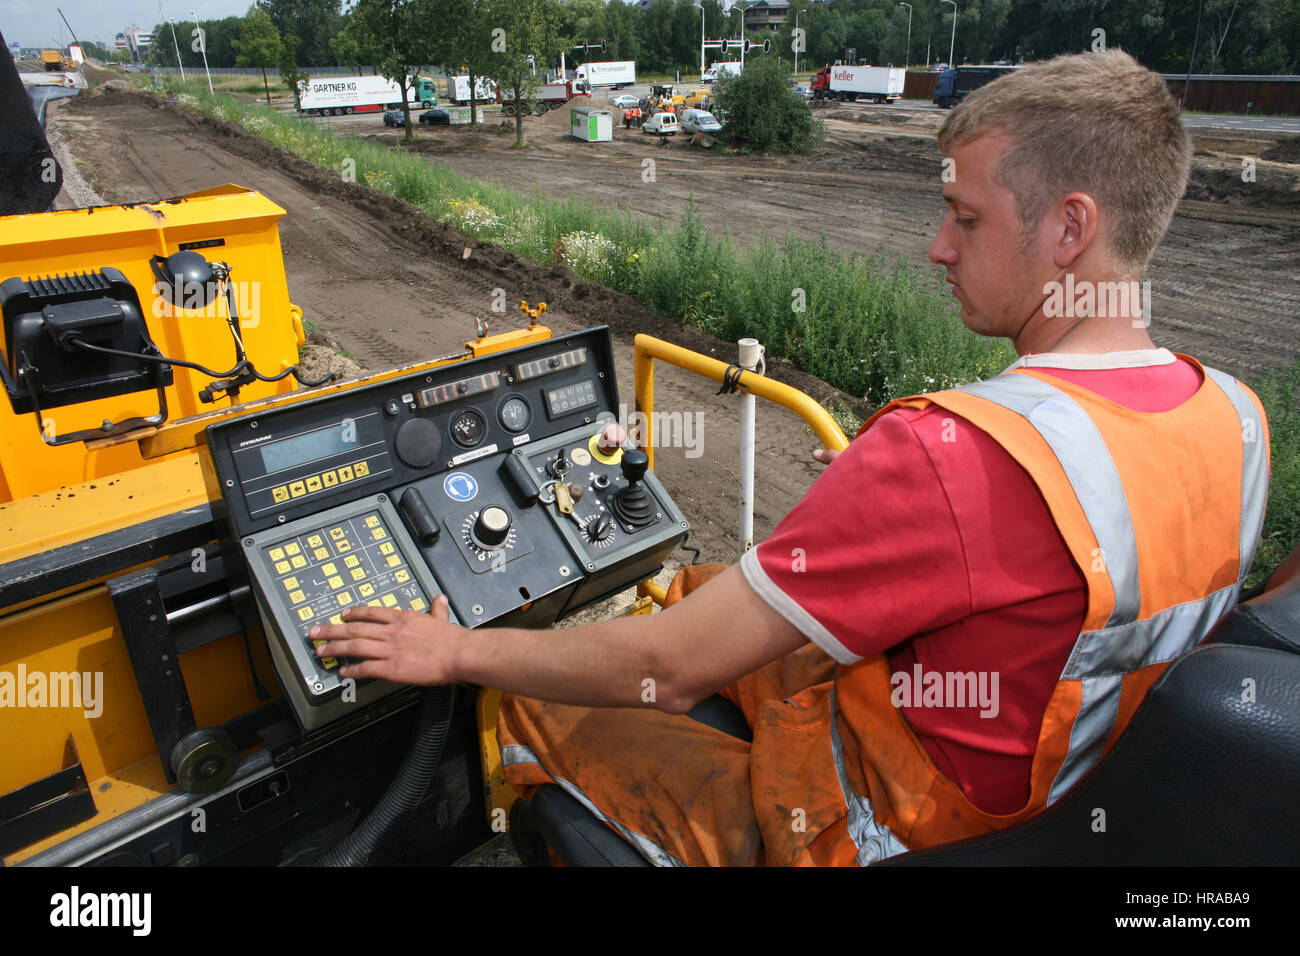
[298,74,438,115]
[809,64,905,103]
[702,61,742,83]
[573,61,636,90]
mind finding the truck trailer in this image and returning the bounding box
[497,79,587,116]
[702,62,741,84]
[932,65,1019,108]
[298,74,438,116]
[574,60,636,90]
[443,74,497,105]
[810,64,905,103]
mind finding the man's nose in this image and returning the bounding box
[929,216,957,266]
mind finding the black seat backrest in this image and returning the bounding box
[1205,560,1300,655]
[880,643,1300,865]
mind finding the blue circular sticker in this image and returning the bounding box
[443,472,479,502]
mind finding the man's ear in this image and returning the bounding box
[1049,192,1100,270]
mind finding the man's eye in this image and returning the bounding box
[956,217,975,229]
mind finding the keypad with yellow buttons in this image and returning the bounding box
[245,494,452,703]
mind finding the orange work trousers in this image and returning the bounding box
[497,565,860,866]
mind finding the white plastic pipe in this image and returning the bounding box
[738,337,764,553]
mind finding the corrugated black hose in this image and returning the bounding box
[312,686,455,867]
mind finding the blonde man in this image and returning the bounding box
[312,51,1269,866]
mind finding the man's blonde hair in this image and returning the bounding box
[937,50,1191,275]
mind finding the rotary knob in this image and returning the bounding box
[587,513,613,542]
[473,505,512,548]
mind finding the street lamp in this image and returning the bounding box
[794,8,805,77]
[191,9,213,94]
[694,3,706,78]
[167,17,185,83]
[735,3,750,70]
[897,2,911,72]
[940,0,956,69]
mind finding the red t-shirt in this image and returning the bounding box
[740,353,1203,814]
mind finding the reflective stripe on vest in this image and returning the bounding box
[499,743,686,866]
[829,368,1267,863]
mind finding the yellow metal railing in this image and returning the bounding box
[631,334,850,606]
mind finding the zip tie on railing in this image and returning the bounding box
[716,364,746,396]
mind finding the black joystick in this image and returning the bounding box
[610,449,656,530]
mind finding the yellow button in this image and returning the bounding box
[395,570,410,583]
[321,657,339,670]
[329,576,344,589]
[365,516,380,528]
[382,594,398,607]
[275,561,290,575]
[387,555,401,567]
[372,528,387,541]
[359,583,375,597]
[291,555,307,569]
[283,576,299,591]
[345,555,360,568]
[290,481,306,498]
[351,567,366,580]
[298,606,314,621]
[339,466,354,482]
[285,542,301,556]
[269,547,285,562]
[411,598,427,612]
[306,475,322,493]
[290,589,305,604]
[354,461,370,477]
[328,616,342,625]
[308,535,323,548]
[337,541,352,553]
[322,562,338,576]
[272,486,289,503]
[338,591,353,605]
[330,527,346,540]
[368,600,381,607]
[314,547,329,560]
[322,471,338,488]
[380,542,395,555]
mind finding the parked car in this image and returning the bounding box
[382,109,406,127]
[418,107,451,125]
[608,93,640,109]
[642,112,679,135]
[679,109,722,134]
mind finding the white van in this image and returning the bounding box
[679,109,722,134]
[642,112,678,135]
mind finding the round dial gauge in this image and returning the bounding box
[498,396,532,433]
[450,408,487,447]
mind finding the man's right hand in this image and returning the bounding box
[813,448,841,465]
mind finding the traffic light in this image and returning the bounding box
[762,39,771,53]
[742,39,750,54]
[720,39,729,53]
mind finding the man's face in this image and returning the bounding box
[928,133,1055,340]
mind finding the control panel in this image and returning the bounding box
[208,328,688,732]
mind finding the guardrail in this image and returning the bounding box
[632,333,849,605]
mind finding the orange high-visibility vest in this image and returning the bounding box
[829,358,1269,862]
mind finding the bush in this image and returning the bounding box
[713,56,823,154]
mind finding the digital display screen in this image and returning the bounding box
[546,379,598,417]
[260,424,356,474]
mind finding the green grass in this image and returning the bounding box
[151,78,1298,585]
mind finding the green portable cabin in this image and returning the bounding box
[571,105,613,142]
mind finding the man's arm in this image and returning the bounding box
[309,563,808,715]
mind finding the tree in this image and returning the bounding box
[234,6,283,104]
[279,33,310,111]
[430,0,496,126]
[347,0,439,139]
[480,0,566,146]
[263,0,346,65]
[714,53,821,152]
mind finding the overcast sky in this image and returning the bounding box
[2,0,253,49]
